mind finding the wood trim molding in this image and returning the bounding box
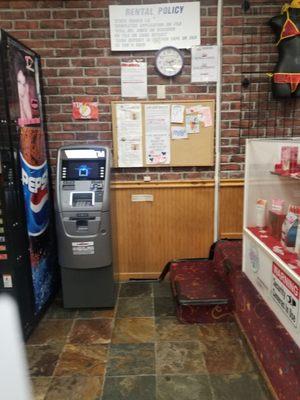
[220,232,243,239]
[111,179,244,190]
[115,272,161,281]
[220,179,244,187]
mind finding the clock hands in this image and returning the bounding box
[155,46,183,77]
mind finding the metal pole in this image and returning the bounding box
[213,0,223,242]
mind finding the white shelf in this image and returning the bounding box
[270,170,300,180]
[243,227,300,283]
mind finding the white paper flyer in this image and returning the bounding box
[185,114,200,134]
[199,106,212,127]
[116,103,143,167]
[191,45,219,83]
[145,104,170,164]
[171,104,185,123]
[121,60,147,98]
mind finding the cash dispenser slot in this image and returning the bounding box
[76,219,88,232]
[70,192,94,207]
[62,213,101,235]
[70,214,96,220]
[70,215,96,232]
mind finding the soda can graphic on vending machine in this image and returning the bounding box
[20,152,49,237]
[19,126,52,311]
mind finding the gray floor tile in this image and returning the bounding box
[44,376,103,400]
[26,343,63,377]
[119,282,153,298]
[112,317,155,344]
[26,283,274,400]
[31,377,52,400]
[68,319,112,345]
[210,373,274,400]
[156,317,198,341]
[75,308,115,319]
[116,297,154,318]
[157,375,213,400]
[154,297,175,317]
[54,344,108,377]
[156,341,207,375]
[152,281,172,298]
[102,375,156,400]
[202,339,255,375]
[27,320,73,346]
[44,302,78,320]
[197,322,242,345]
[107,343,155,376]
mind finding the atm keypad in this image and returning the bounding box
[75,202,89,207]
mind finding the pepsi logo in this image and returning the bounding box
[22,168,48,194]
[31,188,48,213]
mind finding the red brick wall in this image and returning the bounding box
[0,0,295,181]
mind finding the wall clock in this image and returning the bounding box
[155,46,184,78]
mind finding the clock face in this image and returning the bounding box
[155,46,184,77]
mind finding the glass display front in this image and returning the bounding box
[243,139,300,347]
[244,139,300,275]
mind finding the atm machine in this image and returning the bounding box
[55,146,115,308]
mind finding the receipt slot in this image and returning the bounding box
[55,146,115,308]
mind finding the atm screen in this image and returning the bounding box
[62,160,105,180]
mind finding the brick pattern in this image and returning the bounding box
[237,0,300,175]
[0,0,297,180]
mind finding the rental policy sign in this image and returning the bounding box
[109,2,200,51]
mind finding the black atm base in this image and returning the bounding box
[61,265,115,308]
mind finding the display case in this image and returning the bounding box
[243,138,300,348]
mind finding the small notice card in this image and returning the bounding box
[171,104,185,123]
[191,45,219,83]
[72,102,98,120]
[121,60,147,98]
[171,126,187,139]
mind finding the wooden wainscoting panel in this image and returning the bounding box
[111,184,214,279]
[219,182,244,239]
[111,180,244,280]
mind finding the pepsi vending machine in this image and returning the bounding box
[0,30,57,338]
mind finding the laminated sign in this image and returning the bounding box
[72,242,95,255]
[72,102,98,120]
[271,263,299,327]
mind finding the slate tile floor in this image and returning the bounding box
[26,282,274,400]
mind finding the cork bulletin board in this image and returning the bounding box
[111,100,215,167]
